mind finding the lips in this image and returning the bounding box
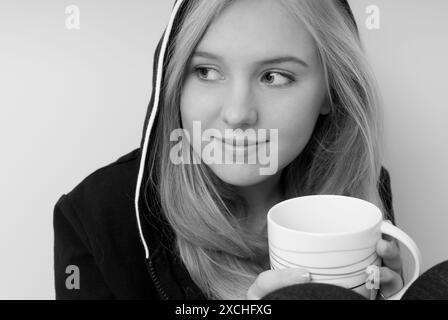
[214,136,268,147]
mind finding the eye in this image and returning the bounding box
[193,66,223,81]
[261,71,296,87]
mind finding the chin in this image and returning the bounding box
[207,163,277,187]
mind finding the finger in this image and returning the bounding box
[376,239,402,274]
[379,267,404,299]
[246,268,310,300]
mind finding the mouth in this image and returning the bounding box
[213,136,269,148]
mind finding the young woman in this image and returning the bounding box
[54,0,405,300]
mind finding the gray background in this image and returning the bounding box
[0,0,447,299]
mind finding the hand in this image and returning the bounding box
[376,232,404,299]
[246,268,310,300]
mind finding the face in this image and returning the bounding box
[180,0,329,187]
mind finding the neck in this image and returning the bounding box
[235,171,284,232]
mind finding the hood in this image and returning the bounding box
[134,0,359,259]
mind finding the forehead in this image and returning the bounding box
[195,0,318,63]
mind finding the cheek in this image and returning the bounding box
[276,112,319,167]
[180,83,222,156]
[266,86,326,166]
[180,81,220,128]
[180,83,196,128]
[281,107,320,138]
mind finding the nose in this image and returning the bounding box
[220,81,258,128]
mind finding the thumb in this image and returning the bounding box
[247,268,310,300]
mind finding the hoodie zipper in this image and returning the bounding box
[147,258,169,300]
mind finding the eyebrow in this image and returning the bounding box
[192,51,309,68]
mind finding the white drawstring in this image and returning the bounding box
[134,0,186,259]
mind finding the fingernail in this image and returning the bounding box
[292,269,311,282]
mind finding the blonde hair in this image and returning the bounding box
[146,0,387,300]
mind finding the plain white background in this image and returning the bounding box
[0,0,447,299]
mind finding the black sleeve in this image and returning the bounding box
[53,194,115,299]
[378,166,396,225]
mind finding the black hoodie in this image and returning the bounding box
[53,0,395,300]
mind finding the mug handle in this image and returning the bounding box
[380,221,423,300]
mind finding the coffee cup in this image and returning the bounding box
[267,195,422,300]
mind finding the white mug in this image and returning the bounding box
[267,195,422,300]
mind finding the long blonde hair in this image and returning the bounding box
[146,0,387,300]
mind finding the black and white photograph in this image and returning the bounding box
[1,0,447,305]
